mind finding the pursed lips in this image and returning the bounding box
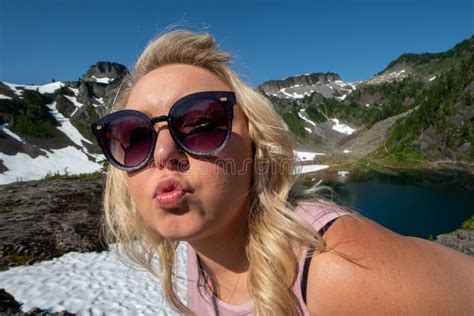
[154,176,192,209]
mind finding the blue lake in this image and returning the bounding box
[322,170,474,238]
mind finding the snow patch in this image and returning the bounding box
[388,69,406,77]
[0,124,24,143]
[304,127,312,133]
[45,102,93,147]
[64,96,85,116]
[331,118,355,135]
[429,76,437,82]
[294,150,325,161]
[280,88,293,98]
[2,82,24,96]
[338,170,349,177]
[0,146,103,184]
[294,164,329,174]
[3,81,65,95]
[348,82,357,90]
[334,80,345,87]
[93,97,104,107]
[64,95,84,109]
[335,94,348,101]
[298,109,316,126]
[91,76,114,84]
[0,243,186,315]
[69,87,79,96]
[280,88,304,99]
[333,80,354,90]
[367,69,408,85]
[0,94,12,100]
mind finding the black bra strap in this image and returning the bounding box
[301,217,339,305]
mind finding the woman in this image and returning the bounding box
[92,29,474,315]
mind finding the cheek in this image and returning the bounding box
[221,129,253,180]
[189,158,251,235]
[202,132,253,199]
[124,172,152,216]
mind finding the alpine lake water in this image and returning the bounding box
[313,169,474,239]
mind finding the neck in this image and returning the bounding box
[193,231,250,305]
[190,213,249,275]
[188,203,251,304]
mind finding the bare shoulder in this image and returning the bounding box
[305,215,474,315]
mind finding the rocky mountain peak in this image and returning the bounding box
[75,62,130,108]
[258,72,341,95]
[81,61,129,83]
[257,72,355,100]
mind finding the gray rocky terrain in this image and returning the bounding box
[0,177,107,271]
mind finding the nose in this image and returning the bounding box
[152,125,188,170]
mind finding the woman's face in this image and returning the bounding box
[124,64,253,242]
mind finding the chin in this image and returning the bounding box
[153,217,205,242]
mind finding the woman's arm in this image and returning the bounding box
[305,215,474,315]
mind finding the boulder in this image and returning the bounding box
[0,178,107,271]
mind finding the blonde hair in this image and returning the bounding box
[102,29,356,315]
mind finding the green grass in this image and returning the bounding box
[44,170,105,181]
[461,215,474,230]
[381,146,426,168]
[0,90,60,139]
[281,111,308,140]
[304,106,327,123]
[13,113,60,138]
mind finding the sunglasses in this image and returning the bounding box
[91,90,236,172]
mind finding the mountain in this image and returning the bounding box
[258,36,474,168]
[256,72,356,101]
[380,36,474,78]
[0,62,128,184]
[1,37,473,184]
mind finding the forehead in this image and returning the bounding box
[125,64,231,115]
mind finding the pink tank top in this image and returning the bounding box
[186,201,349,315]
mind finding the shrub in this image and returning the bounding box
[461,215,474,230]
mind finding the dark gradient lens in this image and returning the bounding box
[105,117,153,167]
[172,98,228,153]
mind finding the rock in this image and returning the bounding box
[55,95,76,118]
[0,178,107,271]
[435,229,474,256]
[257,72,342,96]
[0,289,75,315]
[338,108,415,157]
[449,114,464,128]
[0,82,17,99]
[459,142,471,158]
[0,289,22,313]
[81,61,128,82]
[75,63,128,110]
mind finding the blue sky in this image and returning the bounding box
[0,0,472,87]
